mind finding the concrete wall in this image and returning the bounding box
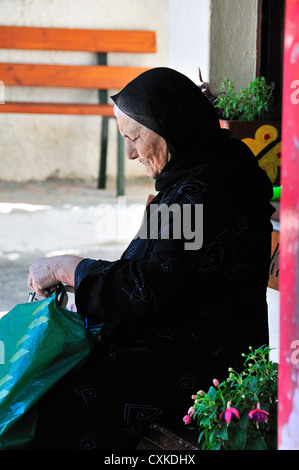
[0,0,169,183]
[209,0,258,93]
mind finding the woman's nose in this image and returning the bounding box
[125,140,138,160]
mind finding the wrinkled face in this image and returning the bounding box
[116,109,171,178]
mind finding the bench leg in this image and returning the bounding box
[98,116,109,189]
[117,129,125,197]
[98,116,125,196]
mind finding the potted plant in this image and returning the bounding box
[198,72,282,185]
[183,345,278,450]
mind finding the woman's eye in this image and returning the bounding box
[124,134,139,142]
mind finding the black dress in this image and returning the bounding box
[29,156,274,451]
[29,68,274,450]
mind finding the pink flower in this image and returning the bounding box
[220,401,240,424]
[248,402,269,423]
[188,406,195,417]
[213,379,219,387]
[183,414,192,425]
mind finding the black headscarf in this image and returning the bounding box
[111,67,272,197]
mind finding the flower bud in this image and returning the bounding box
[213,379,219,387]
[183,414,192,425]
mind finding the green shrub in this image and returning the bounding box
[214,77,276,121]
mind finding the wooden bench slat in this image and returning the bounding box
[0,101,115,116]
[0,63,149,89]
[0,26,156,53]
[0,24,157,196]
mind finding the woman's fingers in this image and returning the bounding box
[28,257,59,296]
[28,255,84,296]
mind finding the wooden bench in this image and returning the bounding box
[0,25,157,196]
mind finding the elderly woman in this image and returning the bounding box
[28,68,274,450]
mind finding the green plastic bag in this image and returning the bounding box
[0,287,100,450]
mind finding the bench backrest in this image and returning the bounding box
[0,25,156,90]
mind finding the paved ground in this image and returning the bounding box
[0,177,155,314]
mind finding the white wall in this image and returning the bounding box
[169,0,211,85]
[267,287,280,363]
[169,0,258,93]
[0,0,169,183]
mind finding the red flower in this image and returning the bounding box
[248,402,269,423]
[220,401,240,424]
[183,414,192,425]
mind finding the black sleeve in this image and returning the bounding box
[74,188,232,326]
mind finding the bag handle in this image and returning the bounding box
[27,283,70,306]
[56,283,66,306]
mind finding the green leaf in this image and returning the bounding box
[239,412,249,431]
[207,408,217,420]
[207,386,217,400]
[209,427,217,444]
[229,428,247,450]
[197,430,205,445]
[248,436,268,450]
[235,429,247,450]
[211,440,222,450]
[218,426,228,440]
[200,416,211,427]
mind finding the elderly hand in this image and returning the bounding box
[28,255,83,297]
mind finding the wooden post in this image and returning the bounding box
[278,0,299,449]
[98,53,108,190]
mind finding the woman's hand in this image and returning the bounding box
[28,255,84,297]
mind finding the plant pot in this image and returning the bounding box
[219,119,282,185]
